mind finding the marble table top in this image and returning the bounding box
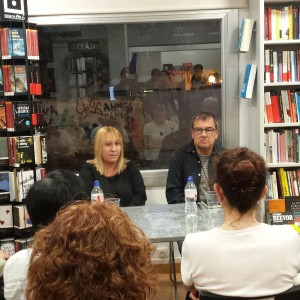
[123,203,224,243]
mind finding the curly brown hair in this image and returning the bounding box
[26,201,157,300]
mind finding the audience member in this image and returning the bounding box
[145,68,161,90]
[79,126,146,206]
[25,202,157,300]
[166,112,223,204]
[191,64,206,89]
[115,66,140,96]
[181,147,300,299]
[143,100,178,161]
[3,170,88,300]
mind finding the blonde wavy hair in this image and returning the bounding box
[87,126,128,174]
[26,201,157,300]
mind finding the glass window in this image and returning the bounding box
[38,20,222,172]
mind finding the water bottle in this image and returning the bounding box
[184,176,198,233]
[91,180,104,203]
[184,176,197,215]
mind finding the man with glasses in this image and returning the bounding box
[166,111,223,206]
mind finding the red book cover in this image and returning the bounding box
[270,90,282,123]
[25,29,31,58]
[4,102,13,131]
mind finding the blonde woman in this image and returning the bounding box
[79,126,146,206]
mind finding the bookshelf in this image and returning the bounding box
[258,0,300,225]
[0,19,46,255]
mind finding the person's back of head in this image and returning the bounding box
[215,147,267,214]
[24,169,88,229]
[26,202,157,300]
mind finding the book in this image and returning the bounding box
[238,18,255,52]
[0,204,13,229]
[270,90,282,123]
[0,101,6,130]
[0,171,10,202]
[264,92,274,123]
[33,133,47,165]
[0,137,8,166]
[13,205,32,229]
[16,169,34,202]
[285,196,300,212]
[7,136,34,166]
[0,67,3,93]
[8,28,25,57]
[240,64,257,99]
[0,237,15,256]
[13,65,27,93]
[12,102,30,132]
[271,212,294,224]
[14,237,34,252]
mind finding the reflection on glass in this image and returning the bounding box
[37,20,222,172]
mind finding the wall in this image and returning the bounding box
[27,0,247,16]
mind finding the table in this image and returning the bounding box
[123,203,224,300]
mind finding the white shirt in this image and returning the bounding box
[181,223,300,297]
[3,248,32,300]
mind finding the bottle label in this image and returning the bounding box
[185,189,197,200]
[91,194,104,203]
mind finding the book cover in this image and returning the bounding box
[0,172,10,202]
[0,237,15,256]
[17,169,34,201]
[8,28,25,57]
[279,168,290,197]
[240,64,257,99]
[238,18,255,52]
[12,102,30,132]
[0,204,13,229]
[0,101,6,130]
[8,172,16,202]
[0,137,8,166]
[13,65,27,93]
[8,136,34,166]
[285,196,300,212]
[270,90,282,123]
[0,67,3,93]
[271,212,294,224]
[14,237,33,252]
[264,92,274,123]
[13,205,28,228]
[266,198,285,214]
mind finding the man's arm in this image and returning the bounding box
[166,153,185,204]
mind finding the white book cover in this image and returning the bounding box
[238,18,255,52]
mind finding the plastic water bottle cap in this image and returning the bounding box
[94,180,100,187]
[187,176,193,182]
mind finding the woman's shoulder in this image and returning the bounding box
[80,162,96,172]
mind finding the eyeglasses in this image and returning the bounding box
[193,127,216,135]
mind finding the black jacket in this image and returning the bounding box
[166,140,223,204]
